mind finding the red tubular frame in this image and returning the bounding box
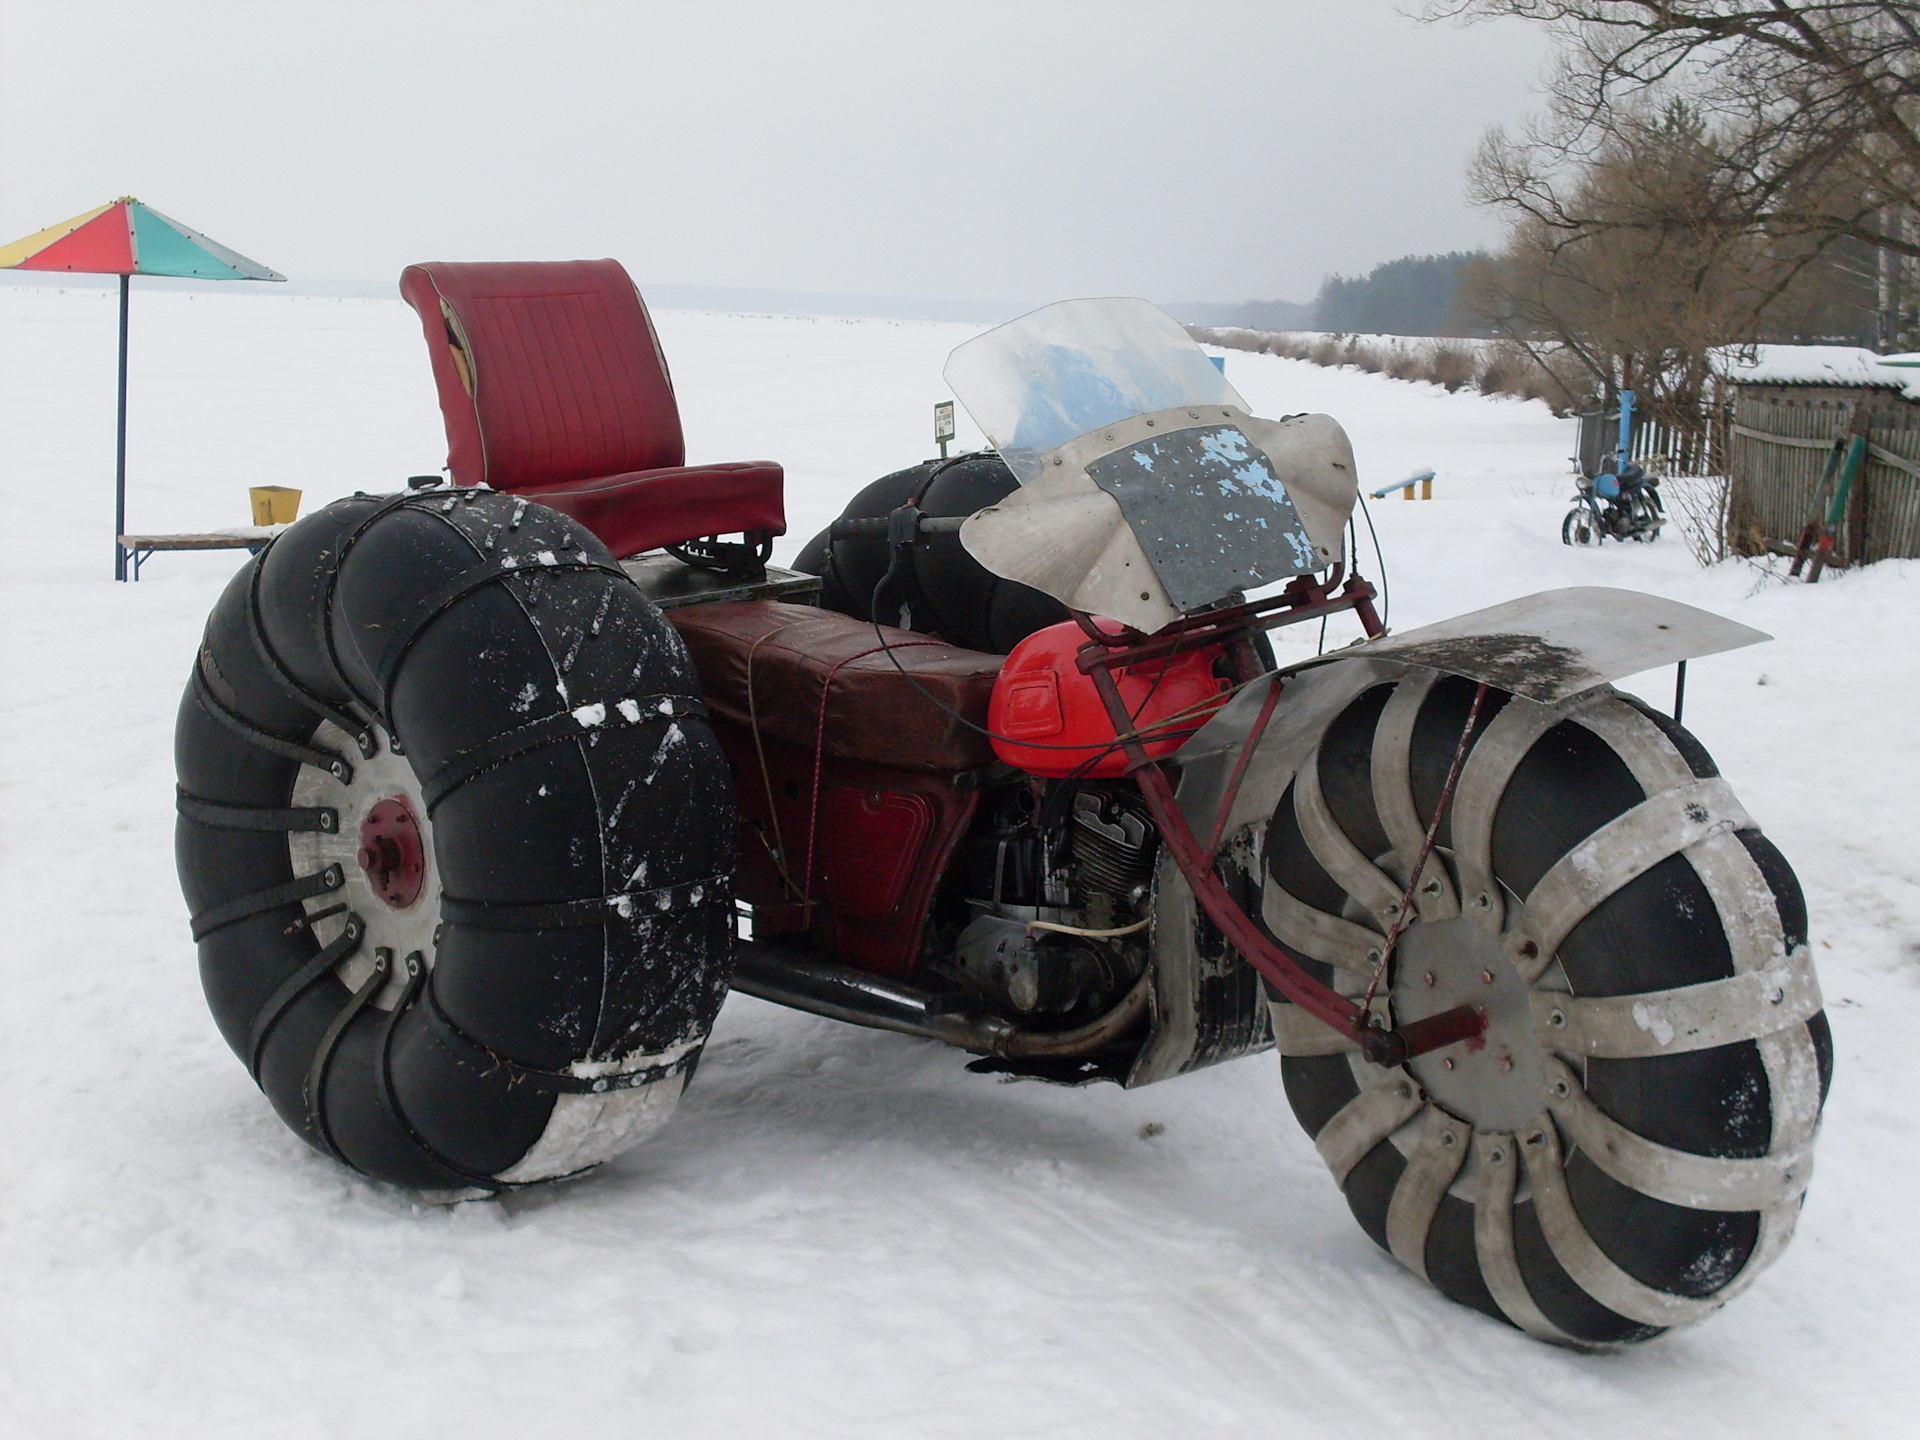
[1078,573,1485,1068]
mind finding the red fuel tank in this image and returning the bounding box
[988,620,1233,778]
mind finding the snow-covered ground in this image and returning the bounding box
[1,284,1915,1439]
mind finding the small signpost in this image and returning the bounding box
[934,400,956,460]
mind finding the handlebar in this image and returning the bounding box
[829,510,970,541]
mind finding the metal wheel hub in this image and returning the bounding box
[1391,916,1544,1133]
[358,797,426,909]
[289,720,440,1008]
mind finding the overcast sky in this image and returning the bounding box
[1,1,1553,306]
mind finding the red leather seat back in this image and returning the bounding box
[399,259,686,491]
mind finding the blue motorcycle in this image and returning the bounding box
[1564,389,1665,545]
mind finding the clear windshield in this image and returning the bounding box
[944,298,1245,484]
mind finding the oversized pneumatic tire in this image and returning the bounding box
[1260,668,1831,1346]
[176,487,735,1192]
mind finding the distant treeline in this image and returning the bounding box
[1174,251,1485,337]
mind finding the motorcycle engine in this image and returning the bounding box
[933,781,1156,1025]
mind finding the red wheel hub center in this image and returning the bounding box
[357,797,427,909]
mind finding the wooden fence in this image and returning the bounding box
[1727,392,1920,564]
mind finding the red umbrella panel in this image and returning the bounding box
[0,198,284,577]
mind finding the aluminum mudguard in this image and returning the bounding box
[1288,587,1770,704]
[1122,589,1769,1087]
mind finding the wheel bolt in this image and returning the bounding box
[1499,1056,1513,1071]
[1424,970,1436,987]
[1480,969,1495,985]
[1442,1057,1455,1071]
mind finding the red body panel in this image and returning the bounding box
[988,620,1232,777]
[713,720,977,978]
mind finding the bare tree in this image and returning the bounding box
[1463,97,1776,433]
[1429,2,1920,343]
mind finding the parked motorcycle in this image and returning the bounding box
[177,282,1827,1351]
[1564,389,1666,545]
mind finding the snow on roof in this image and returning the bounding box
[1715,342,1920,399]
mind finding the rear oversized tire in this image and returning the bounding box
[176,487,735,1192]
[1260,668,1830,1346]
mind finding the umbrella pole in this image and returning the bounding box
[114,273,130,581]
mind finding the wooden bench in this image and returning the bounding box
[118,529,281,581]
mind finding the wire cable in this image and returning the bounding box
[1354,490,1389,628]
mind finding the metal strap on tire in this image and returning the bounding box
[190,663,354,783]
[1385,1106,1470,1281]
[1314,1070,1426,1185]
[418,693,707,811]
[1470,1131,1578,1344]
[1533,946,1822,1058]
[371,550,630,719]
[1540,1054,1813,1210]
[245,913,365,1080]
[371,953,507,1193]
[436,873,728,932]
[190,863,345,941]
[245,562,378,760]
[1518,1114,1722,1327]
[305,949,392,1162]
[1512,776,1752,981]
[176,788,338,835]
[421,980,700,1095]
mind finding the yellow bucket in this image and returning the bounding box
[250,486,302,526]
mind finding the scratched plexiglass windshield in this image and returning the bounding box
[943,298,1245,485]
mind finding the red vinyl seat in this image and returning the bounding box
[399,259,785,559]
[668,601,1002,773]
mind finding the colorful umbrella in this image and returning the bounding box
[0,198,285,578]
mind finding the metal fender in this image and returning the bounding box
[1289,587,1769,704]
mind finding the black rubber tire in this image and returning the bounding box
[1264,670,1830,1346]
[176,488,735,1191]
[794,453,1068,654]
[1562,502,1602,547]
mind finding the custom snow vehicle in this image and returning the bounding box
[176,262,1829,1349]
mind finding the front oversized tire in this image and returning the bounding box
[176,487,735,1192]
[1261,668,1830,1346]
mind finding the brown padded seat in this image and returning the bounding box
[667,602,1002,773]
